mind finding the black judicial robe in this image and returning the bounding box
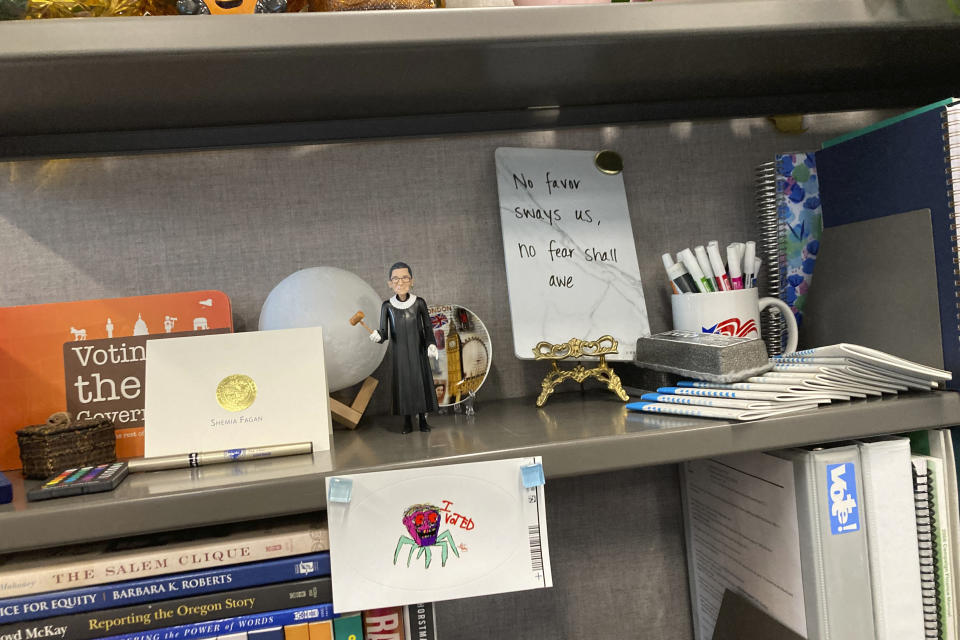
[377,295,439,416]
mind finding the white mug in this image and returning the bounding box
[670,288,798,354]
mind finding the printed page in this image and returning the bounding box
[683,453,806,640]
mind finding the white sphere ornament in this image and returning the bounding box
[259,267,386,392]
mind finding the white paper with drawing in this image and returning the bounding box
[495,147,650,360]
[325,457,552,612]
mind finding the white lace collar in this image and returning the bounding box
[389,293,417,310]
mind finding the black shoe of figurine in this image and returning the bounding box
[402,417,413,434]
[418,415,431,432]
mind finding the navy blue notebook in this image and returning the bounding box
[815,101,960,389]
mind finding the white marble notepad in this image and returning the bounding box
[495,147,650,360]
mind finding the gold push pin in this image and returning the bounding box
[594,150,623,175]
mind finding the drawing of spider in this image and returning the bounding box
[393,503,460,568]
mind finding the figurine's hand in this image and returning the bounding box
[427,344,439,360]
[369,330,382,343]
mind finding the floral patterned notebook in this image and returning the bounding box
[756,152,823,355]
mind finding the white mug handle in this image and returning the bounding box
[758,297,798,354]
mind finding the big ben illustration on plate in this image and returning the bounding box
[428,305,492,407]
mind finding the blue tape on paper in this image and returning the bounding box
[0,471,11,505]
[521,463,545,489]
[327,477,353,504]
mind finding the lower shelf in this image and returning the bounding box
[1,390,958,554]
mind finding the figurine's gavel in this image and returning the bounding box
[349,310,374,334]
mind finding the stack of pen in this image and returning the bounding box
[662,241,760,294]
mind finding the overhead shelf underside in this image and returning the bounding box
[0,0,958,150]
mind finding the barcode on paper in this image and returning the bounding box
[528,524,544,575]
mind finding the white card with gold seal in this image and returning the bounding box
[144,327,331,457]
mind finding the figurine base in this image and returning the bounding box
[438,390,478,417]
[331,376,379,429]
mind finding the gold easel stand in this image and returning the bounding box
[533,335,629,407]
[330,376,379,429]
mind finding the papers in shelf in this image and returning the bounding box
[785,343,951,382]
[677,380,853,401]
[626,399,819,421]
[626,343,951,421]
[661,386,833,404]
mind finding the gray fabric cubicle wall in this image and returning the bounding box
[0,110,883,638]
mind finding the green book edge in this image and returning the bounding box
[821,98,959,149]
[333,613,363,640]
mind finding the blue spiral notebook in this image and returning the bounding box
[813,100,960,389]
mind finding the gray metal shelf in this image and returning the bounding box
[1,0,959,155]
[1,390,958,554]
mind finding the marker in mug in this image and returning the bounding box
[692,246,718,293]
[727,243,744,289]
[706,242,732,291]
[662,254,679,294]
[752,256,762,288]
[662,253,697,294]
[678,248,713,293]
[742,241,757,289]
[730,242,745,263]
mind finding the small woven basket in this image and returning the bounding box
[16,416,117,479]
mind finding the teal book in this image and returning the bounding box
[333,613,363,640]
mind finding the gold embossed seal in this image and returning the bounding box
[216,374,257,412]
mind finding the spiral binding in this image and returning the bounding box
[944,104,960,326]
[914,463,940,639]
[755,159,786,356]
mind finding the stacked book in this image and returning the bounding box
[0,514,439,640]
[627,343,952,421]
[0,514,353,640]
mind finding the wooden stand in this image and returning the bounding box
[330,376,379,429]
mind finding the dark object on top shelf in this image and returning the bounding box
[16,413,116,480]
[0,470,11,504]
[177,0,284,13]
[0,0,27,19]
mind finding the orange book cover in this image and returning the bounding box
[284,623,310,640]
[307,620,333,640]
[0,291,232,470]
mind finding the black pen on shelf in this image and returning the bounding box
[127,442,313,473]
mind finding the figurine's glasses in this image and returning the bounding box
[390,275,412,284]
